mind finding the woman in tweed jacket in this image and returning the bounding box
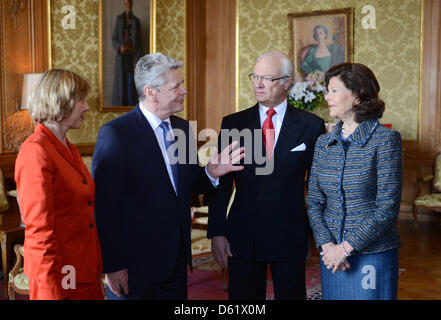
[306,63,402,300]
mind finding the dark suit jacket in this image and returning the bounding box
[207,103,325,262]
[111,11,142,106]
[92,105,212,283]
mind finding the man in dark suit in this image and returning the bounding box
[93,52,244,300]
[208,50,325,300]
[111,0,141,106]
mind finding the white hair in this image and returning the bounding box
[134,52,183,101]
[256,51,294,87]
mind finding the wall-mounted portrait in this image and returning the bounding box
[288,8,353,79]
[99,0,152,112]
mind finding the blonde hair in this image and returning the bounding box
[28,69,90,123]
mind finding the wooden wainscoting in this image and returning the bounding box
[185,0,441,223]
[400,0,441,223]
[0,0,49,178]
[186,0,236,136]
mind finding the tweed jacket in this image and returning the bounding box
[306,118,402,255]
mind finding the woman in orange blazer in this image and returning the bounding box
[15,69,103,300]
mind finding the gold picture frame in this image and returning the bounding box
[288,8,353,78]
[99,0,156,112]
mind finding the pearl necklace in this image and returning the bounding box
[341,124,354,136]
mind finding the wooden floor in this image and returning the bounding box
[397,220,441,299]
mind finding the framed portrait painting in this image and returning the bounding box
[99,0,154,112]
[288,8,353,79]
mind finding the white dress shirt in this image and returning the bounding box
[139,102,179,193]
[139,102,219,193]
[259,100,287,152]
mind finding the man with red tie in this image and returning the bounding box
[208,51,325,300]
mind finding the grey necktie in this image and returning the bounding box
[159,121,178,192]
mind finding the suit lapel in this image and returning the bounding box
[133,105,179,197]
[272,105,307,173]
[245,104,262,132]
[241,105,272,187]
[245,103,265,156]
[35,124,86,178]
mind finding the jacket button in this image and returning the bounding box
[88,201,92,206]
[83,179,87,185]
[90,224,94,229]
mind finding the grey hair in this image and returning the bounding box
[256,51,294,88]
[134,52,183,101]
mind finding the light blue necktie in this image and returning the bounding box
[159,121,178,193]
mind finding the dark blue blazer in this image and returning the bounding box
[92,105,212,282]
[207,104,325,262]
[111,12,142,106]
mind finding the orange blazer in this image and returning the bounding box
[15,123,103,300]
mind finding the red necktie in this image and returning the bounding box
[262,108,276,159]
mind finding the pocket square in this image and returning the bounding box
[290,143,306,152]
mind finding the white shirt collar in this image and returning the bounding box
[258,99,287,122]
[139,101,172,130]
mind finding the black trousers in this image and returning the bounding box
[228,257,306,300]
[107,242,188,300]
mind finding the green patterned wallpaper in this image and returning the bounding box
[51,0,420,142]
[238,0,421,140]
[51,0,119,144]
[50,0,185,144]
[155,0,186,119]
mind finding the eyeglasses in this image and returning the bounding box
[248,73,291,85]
